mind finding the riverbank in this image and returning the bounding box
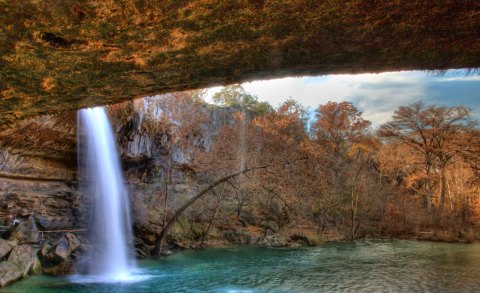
[1,218,479,290]
[156,224,480,257]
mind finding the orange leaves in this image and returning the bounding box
[312,101,371,153]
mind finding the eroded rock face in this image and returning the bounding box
[0,113,81,235]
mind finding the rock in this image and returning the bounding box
[8,216,40,245]
[47,236,70,263]
[1,1,477,126]
[160,250,173,257]
[262,234,289,247]
[42,260,73,276]
[134,238,152,258]
[38,241,53,259]
[0,261,23,288]
[74,256,91,275]
[249,235,261,244]
[289,234,321,246]
[226,230,251,244]
[265,221,280,233]
[79,243,94,254]
[30,256,42,275]
[41,235,78,276]
[8,245,37,276]
[64,233,80,252]
[265,229,275,237]
[0,239,16,260]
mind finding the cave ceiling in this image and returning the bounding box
[1,1,479,125]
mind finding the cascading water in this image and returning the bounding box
[76,107,137,282]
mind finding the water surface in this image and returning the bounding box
[5,240,480,292]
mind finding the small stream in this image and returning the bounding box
[5,240,480,292]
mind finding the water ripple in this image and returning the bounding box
[7,240,480,292]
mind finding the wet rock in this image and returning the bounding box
[43,233,82,268]
[134,238,152,258]
[0,261,23,288]
[0,239,16,260]
[65,233,80,252]
[78,242,93,254]
[41,235,79,276]
[160,250,173,257]
[47,236,70,263]
[38,241,53,259]
[42,260,73,276]
[73,256,91,275]
[30,256,42,275]
[8,245,37,276]
[8,216,40,245]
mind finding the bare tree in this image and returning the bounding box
[152,165,268,256]
[378,102,476,213]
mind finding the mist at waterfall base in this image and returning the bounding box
[74,107,146,283]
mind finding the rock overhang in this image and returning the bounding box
[1,0,479,125]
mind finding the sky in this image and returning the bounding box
[206,69,480,128]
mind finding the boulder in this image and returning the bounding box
[0,261,23,287]
[0,239,16,260]
[64,233,80,252]
[8,216,40,245]
[45,233,81,265]
[38,241,53,259]
[30,256,42,275]
[46,236,70,263]
[8,245,37,276]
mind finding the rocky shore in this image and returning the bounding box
[0,215,85,287]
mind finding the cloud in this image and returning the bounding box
[206,70,480,127]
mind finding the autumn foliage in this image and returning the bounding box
[140,87,480,249]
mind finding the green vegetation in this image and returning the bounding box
[212,85,272,116]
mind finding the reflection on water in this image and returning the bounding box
[5,240,480,292]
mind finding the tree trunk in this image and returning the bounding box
[162,155,172,230]
[200,184,226,247]
[440,164,447,213]
[350,189,359,241]
[425,162,433,213]
[152,165,267,256]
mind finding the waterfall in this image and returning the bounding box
[77,107,136,282]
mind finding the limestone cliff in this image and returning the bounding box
[0,114,79,231]
[0,96,238,256]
